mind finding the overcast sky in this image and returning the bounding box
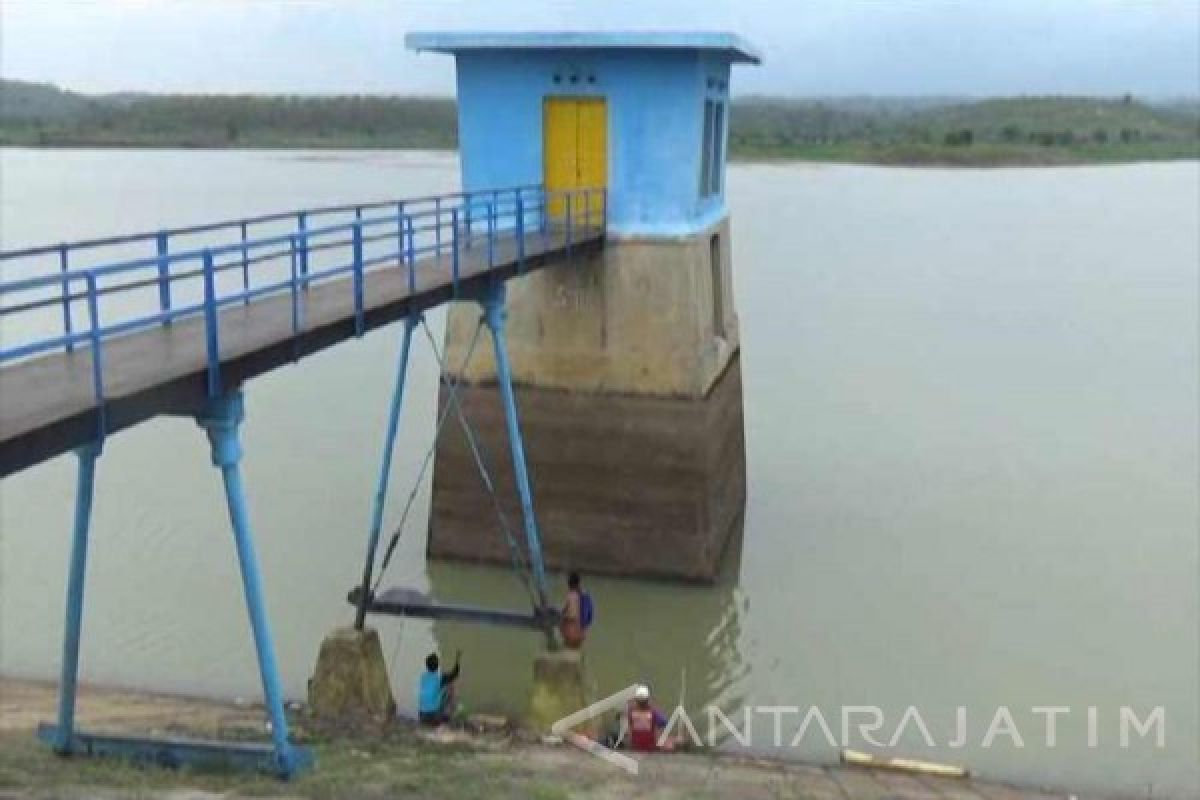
[1,1,1197,96]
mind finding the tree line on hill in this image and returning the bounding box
[727,94,1198,153]
[2,80,1197,164]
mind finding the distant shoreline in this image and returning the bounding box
[4,82,1197,169]
[2,138,1196,168]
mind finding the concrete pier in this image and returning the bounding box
[430,222,746,581]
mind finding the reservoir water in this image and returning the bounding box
[1,149,1196,797]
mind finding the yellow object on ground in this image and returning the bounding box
[841,748,969,778]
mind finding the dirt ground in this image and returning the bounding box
[0,678,1083,800]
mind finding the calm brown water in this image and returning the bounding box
[1,149,1196,797]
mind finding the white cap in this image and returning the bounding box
[634,685,650,701]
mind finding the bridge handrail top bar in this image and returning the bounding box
[0,209,580,318]
[0,186,599,297]
[0,183,550,262]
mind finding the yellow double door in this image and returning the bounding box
[543,97,607,224]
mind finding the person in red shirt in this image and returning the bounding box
[626,684,673,752]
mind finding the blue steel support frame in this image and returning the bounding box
[196,390,312,778]
[50,440,103,754]
[479,283,549,611]
[354,314,419,630]
[39,392,312,778]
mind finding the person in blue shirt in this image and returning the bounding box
[417,649,461,726]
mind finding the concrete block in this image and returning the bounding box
[307,627,396,726]
[528,649,589,733]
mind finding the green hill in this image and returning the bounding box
[0,80,97,121]
[0,82,458,148]
[2,80,1196,165]
[728,95,1200,164]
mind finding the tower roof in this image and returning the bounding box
[405,31,762,65]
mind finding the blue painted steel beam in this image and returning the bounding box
[155,232,171,317]
[354,314,419,630]
[42,395,312,779]
[296,212,309,289]
[58,245,74,352]
[37,724,313,775]
[201,250,221,397]
[239,221,251,304]
[351,222,365,336]
[83,274,106,437]
[350,586,560,630]
[51,440,102,755]
[197,390,311,779]
[479,283,549,611]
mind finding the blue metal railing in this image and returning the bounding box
[0,184,606,424]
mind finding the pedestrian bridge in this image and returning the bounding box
[0,184,603,777]
[0,185,605,477]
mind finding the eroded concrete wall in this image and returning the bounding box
[428,356,746,581]
[430,219,746,582]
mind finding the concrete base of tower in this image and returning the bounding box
[427,353,746,582]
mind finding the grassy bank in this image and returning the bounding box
[0,729,575,800]
[2,81,1197,166]
[0,679,1072,800]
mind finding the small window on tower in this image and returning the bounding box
[710,233,724,337]
[710,101,725,195]
[700,98,725,199]
[699,99,715,198]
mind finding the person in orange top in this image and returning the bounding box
[559,571,592,648]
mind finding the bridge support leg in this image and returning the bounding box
[355,314,418,630]
[303,314,410,727]
[51,440,103,754]
[197,391,310,778]
[480,283,549,612]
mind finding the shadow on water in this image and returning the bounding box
[421,518,751,722]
